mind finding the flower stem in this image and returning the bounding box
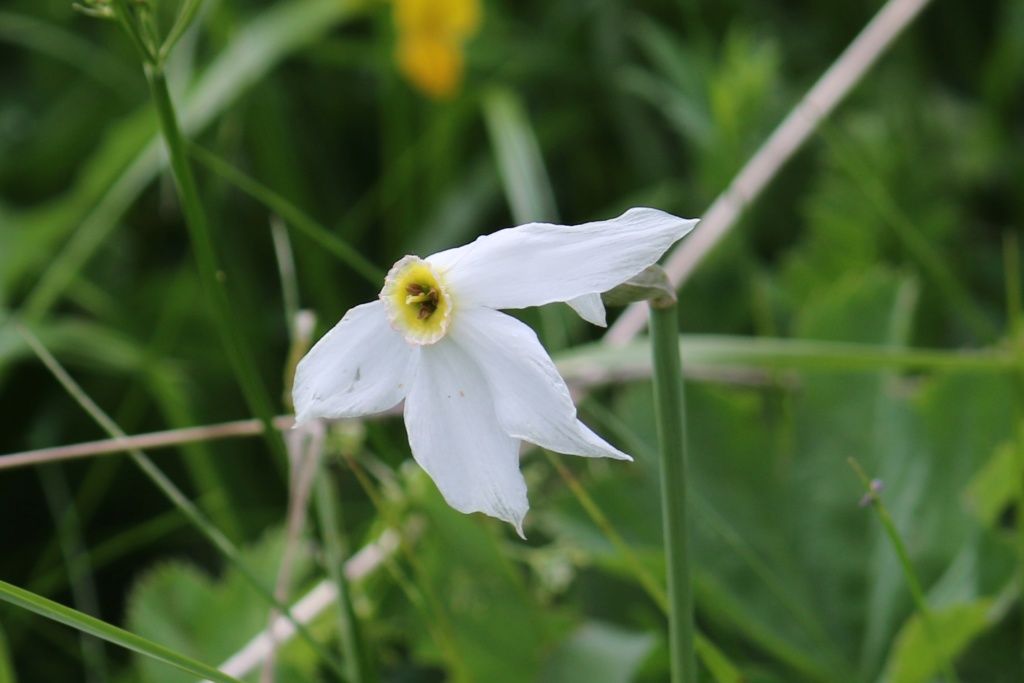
[649,299,697,683]
[313,453,370,683]
[1001,232,1024,663]
[142,61,288,469]
[15,322,348,679]
[848,458,960,683]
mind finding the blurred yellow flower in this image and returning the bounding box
[393,0,480,99]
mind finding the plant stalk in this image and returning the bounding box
[314,457,369,683]
[649,299,697,683]
[142,62,288,469]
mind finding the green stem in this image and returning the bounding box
[544,451,668,610]
[142,62,288,470]
[16,323,348,680]
[189,143,384,285]
[848,458,960,683]
[313,452,369,683]
[344,454,468,679]
[1001,233,1024,662]
[159,0,205,61]
[649,300,697,683]
[0,579,244,683]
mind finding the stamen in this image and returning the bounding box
[380,255,452,345]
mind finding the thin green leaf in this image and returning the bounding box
[0,622,14,683]
[555,336,1011,384]
[693,636,745,683]
[0,579,244,683]
[15,323,347,679]
[17,0,362,321]
[482,87,558,224]
[189,144,383,285]
[0,11,137,90]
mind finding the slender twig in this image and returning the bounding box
[261,422,323,683]
[206,530,400,682]
[141,60,290,470]
[15,322,348,679]
[3,335,1011,470]
[314,451,369,683]
[0,417,296,470]
[605,0,936,345]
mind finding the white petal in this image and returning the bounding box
[292,301,418,423]
[449,308,631,461]
[567,293,606,327]
[404,338,529,535]
[427,207,697,311]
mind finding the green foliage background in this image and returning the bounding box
[1,0,1023,681]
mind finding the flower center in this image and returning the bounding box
[380,255,452,345]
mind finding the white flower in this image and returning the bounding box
[292,207,697,535]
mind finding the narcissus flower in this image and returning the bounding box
[393,0,480,98]
[293,208,697,535]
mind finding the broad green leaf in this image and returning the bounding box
[405,469,567,683]
[543,377,847,680]
[964,441,1021,528]
[787,270,918,673]
[0,579,242,683]
[537,622,655,683]
[880,600,993,683]
[125,526,319,683]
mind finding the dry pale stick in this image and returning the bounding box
[201,529,400,683]
[0,357,687,469]
[261,420,326,683]
[604,0,935,346]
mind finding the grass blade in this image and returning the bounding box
[14,322,348,679]
[16,0,361,322]
[0,579,244,683]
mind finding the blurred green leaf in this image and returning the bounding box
[538,621,655,683]
[125,526,318,683]
[408,473,568,683]
[13,0,363,320]
[0,622,14,683]
[0,579,243,683]
[554,335,1010,385]
[0,11,137,90]
[964,441,1020,528]
[483,87,558,224]
[880,600,994,683]
[0,315,151,373]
